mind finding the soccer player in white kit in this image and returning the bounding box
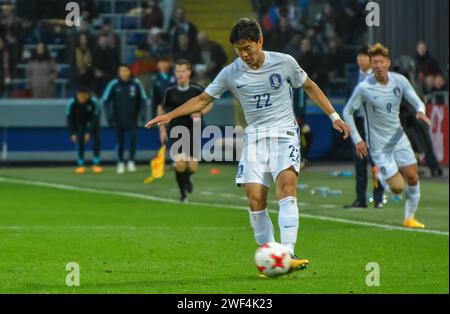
[343,43,430,229]
[146,19,350,273]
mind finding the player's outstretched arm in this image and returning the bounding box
[145,92,214,128]
[342,87,368,159]
[303,78,350,139]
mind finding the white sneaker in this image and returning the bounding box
[127,161,136,172]
[117,162,125,174]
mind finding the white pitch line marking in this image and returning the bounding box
[0,177,448,236]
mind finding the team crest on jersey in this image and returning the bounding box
[393,87,401,98]
[269,73,282,89]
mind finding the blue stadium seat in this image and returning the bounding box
[121,16,140,30]
[126,31,147,45]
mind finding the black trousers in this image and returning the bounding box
[116,126,137,162]
[352,116,384,204]
[76,123,101,165]
[405,119,441,172]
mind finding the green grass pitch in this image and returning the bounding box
[0,164,448,293]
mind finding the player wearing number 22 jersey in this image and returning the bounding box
[205,49,308,188]
[146,19,350,275]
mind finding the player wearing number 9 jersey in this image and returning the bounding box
[343,43,430,229]
[145,18,350,275]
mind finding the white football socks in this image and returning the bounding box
[249,209,275,245]
[404,182,421,220]
[278,196,299,256]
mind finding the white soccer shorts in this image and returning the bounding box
[235,132,301,188]
[370,137,417,180]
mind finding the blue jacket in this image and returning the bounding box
[102,77,148,128]
[66,96,101,135]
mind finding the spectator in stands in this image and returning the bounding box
[0,1,19,75]
[78,0,99,22]
[316,1,337,40]
[298,38,322,82]
[283,33,303,61]
[147,27,172,59]
[102,64,148,174]
[264,15,297,52]
[433,73,448,92]
[66,86,103,174]
[285,0,307,32]
[169,7,198,52]
[173,33,201,70]
[98,20,121,61]
[0,36,11,97]
[305,27,326,55]
[302,0,324,26]
[26,42,57,98]
[415,41,441,78]
[335,1,366,45]
[422,73,448,104]
[151,56,176,118]
[41,22,67,45]
[421,74,435,95]
[159,0,176,31]
[196,31,227,80]
[16,18,34,52]
[66,19,95,65]
[72,33,94,89]
[323,37,345,79]
[93,34,119,96]
[141,0,164,29]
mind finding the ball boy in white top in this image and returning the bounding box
[343,43,430,229]
[146,19,350,273]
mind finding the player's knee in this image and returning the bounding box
[390,180,405,194]
[276,183,296,199]
[247,195,267,211]
[406,174,419,186]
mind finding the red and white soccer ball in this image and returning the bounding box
[255,242,292,277]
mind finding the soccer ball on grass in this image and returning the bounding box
[254,242,292,277]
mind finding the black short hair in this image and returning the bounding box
[158,56,172,63]
[76,86,91,94]
[118,63,131,70]
[357,45,370,56]
[175,59,191,70]
[229,18,262,44]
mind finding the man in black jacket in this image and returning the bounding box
[66,87,103,174]
[158,59,212,203]
[102,65,148,174]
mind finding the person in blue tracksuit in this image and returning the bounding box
[66,87,103,174]
[102,64,148,174]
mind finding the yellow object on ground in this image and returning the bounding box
[144,145,166,184]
